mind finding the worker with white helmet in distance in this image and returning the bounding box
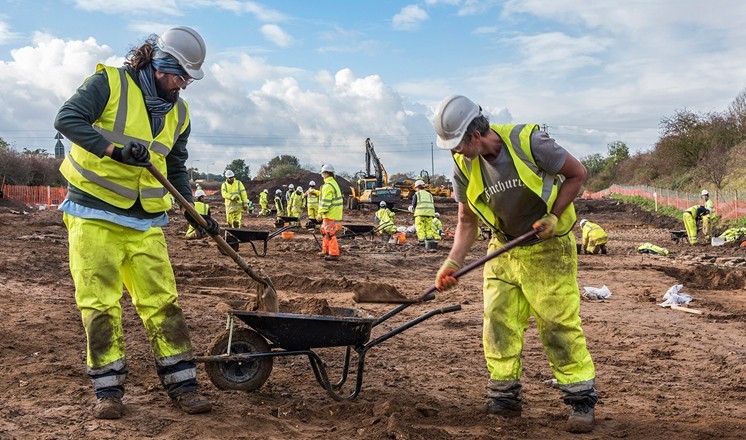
[375,201,397,241]
[317,164,344,261]
[683,204,708,245]
[284,184,295,216]
[54,26,213,418]
[273,189,285,216]
[409,179,437,248]
[700,189,715,240]
[259,188,270,216]
[579,219,608,254]
[431,212,443,240]
[221,169,248,228]
[304,180,321,224]
[186,190,211,239]
[431,95,597,433]
[288,186,305,219]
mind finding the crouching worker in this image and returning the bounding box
[54,26,216,419]
[579,219,608,254]
[683,205,708,245]
[375,201,397,241]
[186,190,210,239]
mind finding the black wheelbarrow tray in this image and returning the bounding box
[195,300,461,400]
[340,224,378,240]
[224,224,296,257]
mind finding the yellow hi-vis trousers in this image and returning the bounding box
[482,233,595,389]
[683,212,698,244]
[64,214,195,390]
[415,215,436,241]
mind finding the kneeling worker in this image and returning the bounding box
[579,219,607,254]
[186,190,210,239]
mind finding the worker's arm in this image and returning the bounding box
[550,153,586,218]
[165,124,193,204]
[448,202,478,265]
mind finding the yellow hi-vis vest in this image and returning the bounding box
[307,189,320,206]
[59,64,189,213]
[414,189,435,216]
[319,176,343,220]
[453,123,576,237]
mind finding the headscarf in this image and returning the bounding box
[137,44,186,136]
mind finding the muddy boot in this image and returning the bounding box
[600,245,607,254]
[425,240,438,252]
[324,255,339,261]
[93,396,124,419]
[563,389,598,433]
[173,391,212,414]
[484,379,522,417]
[317,252,327,258]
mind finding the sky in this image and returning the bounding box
[1,0,745,180]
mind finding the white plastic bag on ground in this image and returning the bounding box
[658,284,692,306]
[583,285,612,300]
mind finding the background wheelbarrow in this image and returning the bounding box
[670,230,687,244]
[274,215,300,228]
[340,224,379,240]
[196,300,460,401]
[224,224,298,257]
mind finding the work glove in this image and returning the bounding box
[184,212,220,236]
[435,258,462,291]
[231,194,240,202]
[111,141,150,167]
[408,205,414,213]
[532,213,558,240]
[242,203,249,212]
[316,214,323,223]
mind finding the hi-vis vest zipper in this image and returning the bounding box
[60,64,189,213]
[453,123,576,237]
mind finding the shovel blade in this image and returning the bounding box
[352,282,418,304]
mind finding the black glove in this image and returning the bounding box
[184,212,220,236]
[111,141,151,167]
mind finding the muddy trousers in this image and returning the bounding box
[584,235,608,254]
[415,215,436,241]
[64,214,198,399]
[683,212,698,244]
[482,233,596,399]
[702,214,713,239]
[321,219,340,257]
[226,206,243,228]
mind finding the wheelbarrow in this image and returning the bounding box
[670,230,687,244]
[340,224,378,240]
[196,300,461,400]
[274,215,300,228]
[224,224,298,257]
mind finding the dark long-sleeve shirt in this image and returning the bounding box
[54,65,193,218]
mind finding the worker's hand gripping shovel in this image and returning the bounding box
[353,229,538,304]
[146,165,279,312]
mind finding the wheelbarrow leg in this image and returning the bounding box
[305,348,367,401]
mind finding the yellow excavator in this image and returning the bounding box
[348,138,401,210]
[394,170,452,199]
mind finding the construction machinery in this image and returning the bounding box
[393,170,452,199]
[348,138,400,210]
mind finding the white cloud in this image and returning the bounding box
[73,0,181,15]
[259,24,293,47]
[0,20,20,45]
[199,0,288,22]
[392,5,429,31]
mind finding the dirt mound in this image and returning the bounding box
[575,197,681,230]
[243,172,352,200]
[0,196,32,211]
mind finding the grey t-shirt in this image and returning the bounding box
[453,127,568,238]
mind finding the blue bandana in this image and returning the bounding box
[151,46,187,76]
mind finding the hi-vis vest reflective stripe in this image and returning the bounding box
[320,176,343,220]
[414,190,435,216]
[59,64,189,213]
[377,208,394,226]
[453,123,576,237]
[307,190,319,205]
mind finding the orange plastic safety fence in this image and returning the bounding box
[1,184,67,209]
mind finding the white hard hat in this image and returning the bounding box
[194,189,206,198]
[435,212,440,218]
[309,180,316,187]
[580,219,588,227]
[296,186,303,193]
[701,189,709,196]
[275,189,282,195]
[321,164,335,173]
[288,184,294,189]
[263,189,268,193]
[433,95,482,150]
[224,170,234,178]
[157,26,206,80]
[414,179,426,188]
[379,201,387,207]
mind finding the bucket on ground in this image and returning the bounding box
[281,231,295,239]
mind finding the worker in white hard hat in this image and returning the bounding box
[304,180,321,223]
[273,189,285,216]
[284,184,295,216]
[288,186,305,219]
[259,188,270,216]
[54,26,213,418]
[375,201,397,240]
[186,190,211,239]
[431,212,443,241]
[221,170,248,228]
[579,219,608,254]
[700,189,716,240]
[409,179,437,249]
[431,95,597,432]
[317,164,343,261]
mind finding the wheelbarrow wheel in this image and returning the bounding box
[205,328,273,391]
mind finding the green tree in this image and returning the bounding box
[22,148,51,157]
[581,153,606,177]
[0,137,9,152]
[255,155,303,179]
[225,159,251,181]
[607,141,629,165]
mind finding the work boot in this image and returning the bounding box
[93,396,124,419]
[483,397,521,418]
[317,252,327,258]
[324,255,339,261]
[566,401,595,433]
[173,391,212,414]
[600,245,607,255]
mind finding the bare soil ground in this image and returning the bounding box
[1,196,744,439]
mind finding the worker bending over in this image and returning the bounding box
[579,219,608,254]
[683,204,708,245]
[186,190,210,239]
[432,212,443,240]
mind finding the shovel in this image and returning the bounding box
[147,165,279,312]
[353,228,538,304]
